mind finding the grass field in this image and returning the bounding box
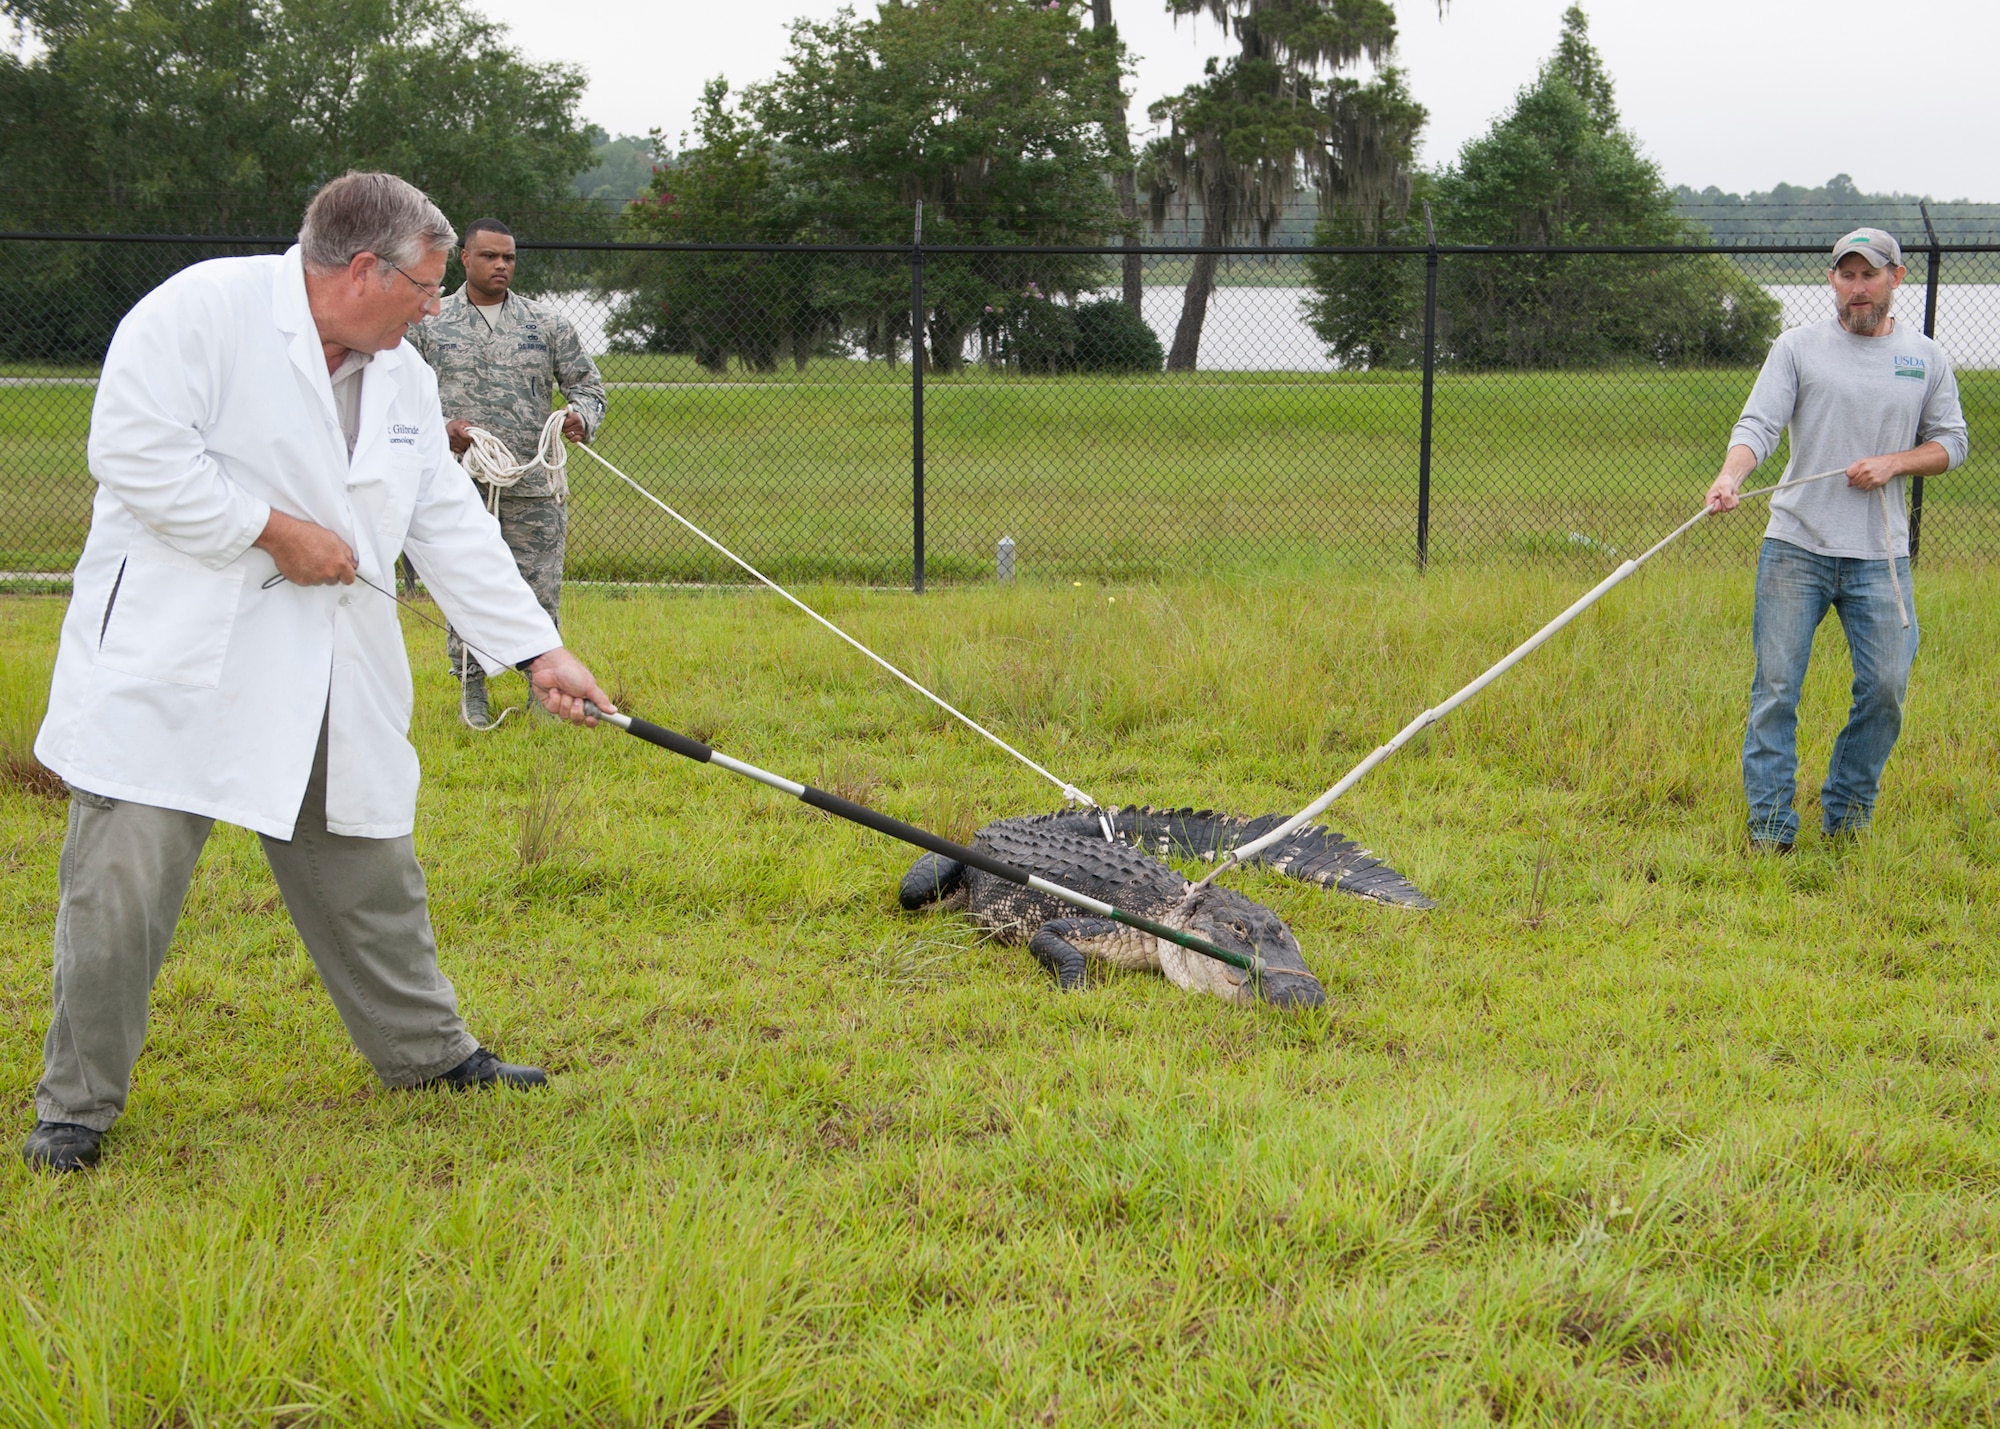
[5,367,1997,581]
[3,566,1999,1424]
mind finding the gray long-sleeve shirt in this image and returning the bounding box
[1730,316,1969,559]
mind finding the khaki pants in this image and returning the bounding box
[35,719,475,1131]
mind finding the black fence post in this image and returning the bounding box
[1912,199,1941,565]
[911,202,926,594]
[1417,201,1439,573]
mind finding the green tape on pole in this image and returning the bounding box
[1109,909,1260,975]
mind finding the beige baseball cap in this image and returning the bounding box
[1831,227,1903,270]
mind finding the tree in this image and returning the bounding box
[1306,6,1779,370]
[612,0,1132,374]
[607,81,840,372]
[0,0,594,233]
[760,0,1126,371]
[574,127,659,213]
[1142,0,1425,370]
[0,0,597,360]
[1089,0,1143,310]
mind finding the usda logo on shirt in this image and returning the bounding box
[1893,355,1926,381]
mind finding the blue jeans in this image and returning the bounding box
[1743,538,1918,844]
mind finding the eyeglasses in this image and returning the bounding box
[383,261,445,303]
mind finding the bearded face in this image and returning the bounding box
[1839,284,1895,335]
[1831,254,1902,336]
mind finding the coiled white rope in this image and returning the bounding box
[458,407,571,511]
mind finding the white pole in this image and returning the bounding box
[1191,469,1854,890]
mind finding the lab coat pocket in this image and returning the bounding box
[96,548,245,688]
[363,451,423,556]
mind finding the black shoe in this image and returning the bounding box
[1749,838,1795,856]
[22,1120,104,1172]
[431,1047,548,1090]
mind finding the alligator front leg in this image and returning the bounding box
[898,852,967,909]
[1028,918,1117,991]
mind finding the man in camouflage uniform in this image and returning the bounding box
[409,218,607,727]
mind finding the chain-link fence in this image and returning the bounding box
[3,233,1995,583]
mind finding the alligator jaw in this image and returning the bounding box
[1251,967,1326,1009]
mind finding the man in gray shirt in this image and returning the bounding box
[1706,227,1969,852]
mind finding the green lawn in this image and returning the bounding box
[6,367,1996,581]
[3,567,1999,1423]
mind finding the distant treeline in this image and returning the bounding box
[1673,175,2000,247]
[1145,175,2000,252]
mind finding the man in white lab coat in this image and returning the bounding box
[24,172,616,1173]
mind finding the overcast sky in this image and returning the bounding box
[466,0,1999,202]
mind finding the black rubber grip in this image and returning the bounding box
[799,785,1029,887]
[625,717,714,764]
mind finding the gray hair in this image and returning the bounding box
[299,172,456,274]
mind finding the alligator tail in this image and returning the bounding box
[1100,806,1436,910]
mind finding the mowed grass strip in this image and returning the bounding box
[6,367,1997,579]
[2,567,1999,1424]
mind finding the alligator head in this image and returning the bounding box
[1166,884,1324,1009]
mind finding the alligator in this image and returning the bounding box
[897,806,1432,1009]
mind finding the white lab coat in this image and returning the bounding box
[37,247,559,839]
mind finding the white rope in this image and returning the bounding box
[1190,464,1904,892]
[458,667,522,733]
[459,407,571,512]
[568,440,1106,821]
[1880,484,1911,629]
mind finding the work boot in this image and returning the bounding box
[459,667,491,730]
[426,1048,548,1091]
[22,1120,104,1173]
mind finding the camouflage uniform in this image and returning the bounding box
[408,288,607,693]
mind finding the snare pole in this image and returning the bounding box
[1191,468,1854,892]
[585,703,1266,977]
[333,574,1243,965]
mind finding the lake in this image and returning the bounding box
[561,282,2000,373]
